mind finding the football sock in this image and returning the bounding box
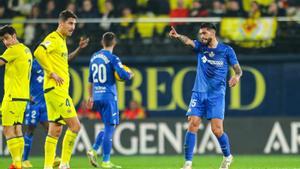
[102,124,115,162]
[44,136,58,168]
[7,137,22,168]
[184,131,196,161]
[61,129,78,164]
[93,130,104,151]
[23,134,33,161]
[18,136,25,162]
[217,132,231,157]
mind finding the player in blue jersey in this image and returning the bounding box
[86,32,133,169]
[169,23,243,169]
[22,59,48,168]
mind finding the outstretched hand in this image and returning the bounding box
[79,37,90,49]
[169,26,180,38]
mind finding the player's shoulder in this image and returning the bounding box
[219,42,234,50]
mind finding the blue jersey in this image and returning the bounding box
[30,59,45,103]
[193,40,238,94]
[89,49,131,101]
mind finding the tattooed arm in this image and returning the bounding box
[229,64,243,87]
[169,26,195,48]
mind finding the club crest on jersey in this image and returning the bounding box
[209,51,215,57]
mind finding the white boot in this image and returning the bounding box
[219,155,233,169]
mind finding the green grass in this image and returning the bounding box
[0,155,299,169]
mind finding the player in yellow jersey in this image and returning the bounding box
[0,25,33,169]
[34,10,89,169]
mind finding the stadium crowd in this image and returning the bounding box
[0,0,300,55]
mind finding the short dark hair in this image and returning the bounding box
[102,32,116,47]
[59,10,77,21]
[200,23,217,31]
[0,25,16,37]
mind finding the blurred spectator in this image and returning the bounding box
[41,0,59,18]
[78,0,100,35]
[7,0,31,15]
[118,7,135,39]
[170,0,189,27]
[66,2,77,14]
[211,0,225,17]
[266,2,278,16]
[277,0,288,16]
[77,100,101,120]
[122,100,146,120]
[225,0,246,17]
[24,4,43,45]
[189,0,209,17]
[112,0,138,16]
[147,0,170,15]
[0,3,13,19]
[248,1,261,18]
[39,0,58,36]
[99,0,116,32]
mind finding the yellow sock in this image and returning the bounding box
[7,138,22,168]
[61,130,78,164]
[44,136,58,168]
[18,137,24,160]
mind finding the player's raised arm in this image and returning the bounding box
[68,37,90,61]
[169,26,195,48]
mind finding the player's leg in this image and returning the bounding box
[22,125,35,168]
[208,93,233,169]
[100,100,121,169]
[211,119,233,169]
[59,116,80,169]
[181,92,205,169]
[93,130,104,151]
[59,96,80,169]
[23,103,40,168]
[87,101,104,167]
[44,122,63,169]
[2,101,26,169]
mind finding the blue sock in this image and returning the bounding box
[93,130,104,151]
[102,124,115,162]
[217,133,231,157]
[184,131,196,161]
[23,134,33,161]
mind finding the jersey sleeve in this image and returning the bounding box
[227,46,239,66]
[112,55,131,81]
[0,47,18,63]
[192,40,201,53]
[39,36,56,53]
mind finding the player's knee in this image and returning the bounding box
[48,126,62,138]
[211,127,223,138]
[69,123,81,133]
[3,127,16,138]
[188,120,200,132]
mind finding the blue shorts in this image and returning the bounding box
[24,101,48,126]
[93,100,119,125]
[186,92,225,120]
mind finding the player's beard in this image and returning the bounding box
[201,37,212,46]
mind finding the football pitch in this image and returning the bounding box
[0,155,299,169]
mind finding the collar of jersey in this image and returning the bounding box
[55,31,66,40]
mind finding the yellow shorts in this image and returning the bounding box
[44,89,77,125]
[1,100,27,126]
